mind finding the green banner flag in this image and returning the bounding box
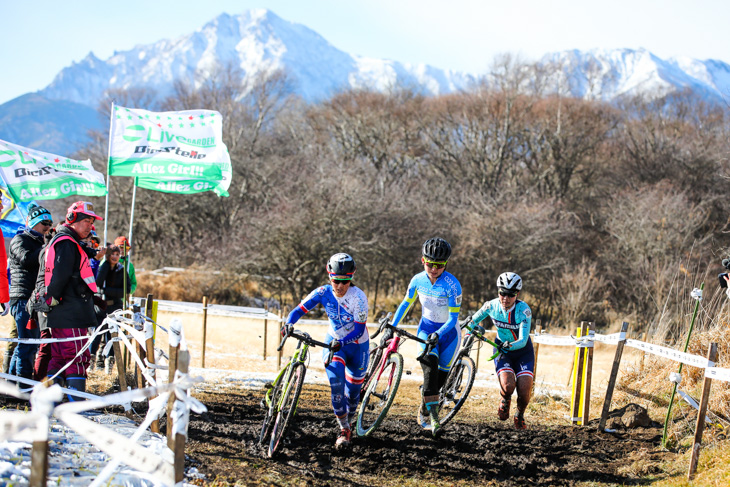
[0,139,107,202]
[109,106,231,196]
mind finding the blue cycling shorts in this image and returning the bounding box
[494,338,534,379]
[322,334,370,382]
[417,324,461,373]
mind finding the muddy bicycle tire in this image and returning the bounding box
[258,375,285,445]
[356,352,404,437]
[268,362,306,457]
[439,356,476,427]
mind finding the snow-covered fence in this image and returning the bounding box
[0,306,206,486]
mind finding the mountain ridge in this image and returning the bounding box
[2,8,729,155]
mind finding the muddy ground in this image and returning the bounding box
[184,381,675,487]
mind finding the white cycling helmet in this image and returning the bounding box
[497,272,522,293]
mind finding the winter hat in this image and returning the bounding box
[66,201,103,223]
[114,236,130,250]
[27,204,52,229]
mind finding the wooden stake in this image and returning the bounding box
[532,324,542,396]
[112,333,128,393]
[688,343,718,480]
[639,331,648,372]
[598,322,629,432]
[145,294,159,434]
[263,305,268,360]
[201,296,208,368]
[167,335,180,449]
[29,440,49,487]
[174,349,191,484]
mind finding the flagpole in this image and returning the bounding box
[126,178,138,307]
[104,101,116,245]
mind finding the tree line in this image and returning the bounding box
[76,57,730,338]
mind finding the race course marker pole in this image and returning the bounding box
[201,296,208,368]
[598,322,629,432]
[688,342,718,480]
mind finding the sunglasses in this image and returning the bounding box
[423,259,447,269]
[499,291,517,298]
[331,279,351,285]
[40,221,53,226]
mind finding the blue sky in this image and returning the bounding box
[1,0,727,105]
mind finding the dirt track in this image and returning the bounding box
[185,382,673,486]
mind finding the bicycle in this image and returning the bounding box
[356,312,426,437]
[258,327,336,458]
[418,316,501,428]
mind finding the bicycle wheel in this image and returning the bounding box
[258,375,285,445]
[439,356,476,426]
[356,352,404,437]
[268,363,306,457]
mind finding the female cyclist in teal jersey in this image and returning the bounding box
[389,237,462,437]
[466,272,533,430]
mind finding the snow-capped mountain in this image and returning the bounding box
[538,48,730,103]
[40,9,472,106]
[2,9,729,156]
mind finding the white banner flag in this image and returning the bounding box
[0,139,107,202]
[109,106,231,196]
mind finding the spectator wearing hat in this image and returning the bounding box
[82,229,105,278]
[114,236,137,296]
[91,244,130,369]
[44,201,103,399]
[8,204,53,381]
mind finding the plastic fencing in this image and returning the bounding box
[0,308,206,486]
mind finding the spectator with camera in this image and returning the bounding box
[720,259,730,298]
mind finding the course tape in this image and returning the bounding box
[705,366,730,383]
[625,339,713,369]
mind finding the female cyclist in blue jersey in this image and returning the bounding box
[282,253,369,449]
[389,237,462,437]
[466,272,533,430]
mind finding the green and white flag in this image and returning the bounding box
[0,139,107,202]
[109,106,231,196]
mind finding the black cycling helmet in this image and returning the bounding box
[326,253,356,279]
[422,237,452,262]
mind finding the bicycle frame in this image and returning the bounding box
[371,334,402,384]
[263,339,310,413]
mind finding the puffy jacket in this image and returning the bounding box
[45,225,97,329]
[8,229,45,301]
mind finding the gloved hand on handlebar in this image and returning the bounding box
[426,332,439,347]
[497,340,511,353]
[330,340,342,352]
[280,324,293,338]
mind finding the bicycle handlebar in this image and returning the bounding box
[278,327,338,366]
[370,312,393,339]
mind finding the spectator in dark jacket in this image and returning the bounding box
[91,245,129,368]
[8,204,53,380]
[45,201,102,399]
[28,228,55,380]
